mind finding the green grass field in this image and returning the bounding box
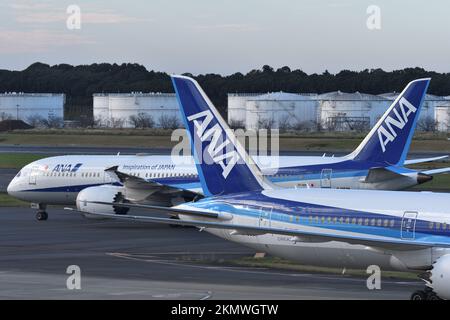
[0,192,29,207]
[0,153,46,169]
[1,130,450,153]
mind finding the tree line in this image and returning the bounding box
[1,62,449,120]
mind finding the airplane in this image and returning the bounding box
[72,75,450,300]
[7,78,450,221]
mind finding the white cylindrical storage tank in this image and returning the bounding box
[318,91,390,131]
[227,93,260,128]
[93,94,110,127]
[435,104,450,132]
[420,95,448,127]
[134,93,180,128]
[0,93,64,123]
[108,94,140,128]
[95,93,179,128]
[245,92,317,130]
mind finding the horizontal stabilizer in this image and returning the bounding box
[404,155,449,165]
[421,167,450,175]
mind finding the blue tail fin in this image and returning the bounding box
[171,75,273,196]
[349,78,430,165]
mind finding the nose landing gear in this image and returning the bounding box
[36,211,48,221]
[32,203,48,221]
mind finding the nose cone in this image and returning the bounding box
[7,179,17,196]
[417,173,433,185]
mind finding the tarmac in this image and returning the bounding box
[0,207,423,300]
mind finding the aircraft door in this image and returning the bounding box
[401,211,418,240]
[259,206,272,228]
[28,168,38,185]
[320,169,332,188]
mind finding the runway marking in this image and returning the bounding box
[200,291,213,300]
[106,252,421,287]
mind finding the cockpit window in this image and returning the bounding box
[15,171,21,178]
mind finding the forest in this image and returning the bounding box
[1,62,449,120]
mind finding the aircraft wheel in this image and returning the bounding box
[36,211,48,221]
[410,290,426,300]
[427,292,441,300]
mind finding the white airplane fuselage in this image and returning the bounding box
[7,154,425,206]
[176,188,450,272]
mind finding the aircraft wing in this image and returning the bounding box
[420,167,450,175]
[404,155,448,165]
[105,166,203,202]
[76,201,449,251]
[89,201,230,220]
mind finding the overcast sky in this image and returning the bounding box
[1,0,449,75]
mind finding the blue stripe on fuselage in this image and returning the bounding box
[189,192,450,241]
[20,159,416,193]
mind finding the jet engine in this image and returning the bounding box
[428,254,450,300]
[76,185,130,217]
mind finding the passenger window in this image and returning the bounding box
[371,219,376,226]
[377,219,382,227]
[357,218,362,225]
[436,222,441,230]
[429,221,434,229]
[390,220,395,227]
[351,218,356,225]
[364,218,369,226]
[383,220,389,227]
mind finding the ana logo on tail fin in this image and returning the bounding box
[349,78,430,165]
[377,97,417,153]
[171,75,273,196]
[187,110,240,178]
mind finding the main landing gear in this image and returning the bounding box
[33,203,48,221]
[36,211,48,221]
[410,287,441,300]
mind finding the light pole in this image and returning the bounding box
[16,104,19,120]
